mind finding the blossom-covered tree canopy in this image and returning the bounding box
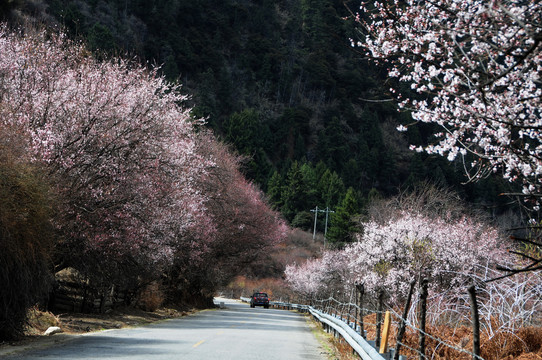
[286,210,509,302]
[0,26,287,293]
[347,212,509,297]
[286,186,512,303]
[285,251,350,299]
[354,0,542,199]
[169,131,289,303]
[0,27,206,273]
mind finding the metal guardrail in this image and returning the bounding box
[310,307,392,360]
[239,297,403,360]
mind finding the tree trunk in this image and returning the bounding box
[468,285,481,360]
[356,283,365,337]
[419,279,428,360]
[393,279,416,360]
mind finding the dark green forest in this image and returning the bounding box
[2,0,516,245]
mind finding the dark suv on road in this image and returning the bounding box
[250,292,269,308]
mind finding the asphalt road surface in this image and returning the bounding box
[3,298,328,360]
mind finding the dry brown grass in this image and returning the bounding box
[24,308,60,336]
[329,313,542,360]
[330,336,361,360]
[137,282,165,312]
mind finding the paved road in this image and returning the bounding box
[3,299,328,360]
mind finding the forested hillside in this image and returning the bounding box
[1,0,516,233]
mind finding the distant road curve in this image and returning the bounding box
[3,298,328,360]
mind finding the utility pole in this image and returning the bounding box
[310,206,334,245]
[310,206,324,240]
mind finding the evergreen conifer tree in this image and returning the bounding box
[267,170,284,211]
[318,169,345,208]
[281,161,308,222]
[300,162,318,207]
[327,187,360,247]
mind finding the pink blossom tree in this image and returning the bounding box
[0,27,209,288]
[286,187,511,306]
[285,258,327,299]
[352,0,542,201]
[285,250,351,300]
[167,131,288,306]
[345,212,509,302]
[286,210,509,305]
[0,25,287,307]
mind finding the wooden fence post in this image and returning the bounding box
[393,279,417,360]
[380,311,391,354]
[419,279,428,360]
[468,285,481,360]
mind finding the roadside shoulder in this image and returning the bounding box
[0,333,78,357]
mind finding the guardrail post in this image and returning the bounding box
[276,297,393,360]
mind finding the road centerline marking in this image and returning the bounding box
[193,340,205,348]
